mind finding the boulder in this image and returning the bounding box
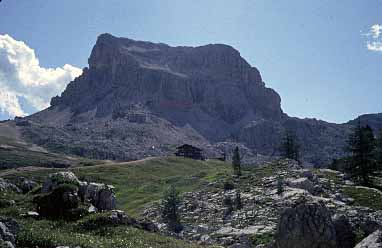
[16,177,38,193]
[355,229,382,248]
[274,199,337,248]
[42,172,80,193]
[300,170,314,180]
[0,218,19,248]
[0,178,21,193]
[82,183,116,211]
[333,214,356,248]
[287,178,315,194]
[34,183,80,219]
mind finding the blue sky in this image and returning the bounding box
[0,0,381,123]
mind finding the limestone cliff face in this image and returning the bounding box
[51,33,282,141]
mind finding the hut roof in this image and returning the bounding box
[176,144,202,151]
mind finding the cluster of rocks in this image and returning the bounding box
[0,217,19,248]
[0,179,21,194]
[34,171,116,219]
[142,160,382,247]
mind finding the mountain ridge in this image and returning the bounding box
[3,33,381,166]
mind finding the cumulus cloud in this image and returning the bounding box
[0,34,82,118]
[365,24,382,52]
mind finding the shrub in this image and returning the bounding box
[223,181,235,191]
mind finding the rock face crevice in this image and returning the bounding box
[20,33,381,164]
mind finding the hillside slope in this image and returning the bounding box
[2,157,382,247]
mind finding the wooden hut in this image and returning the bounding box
[175,144,204,160]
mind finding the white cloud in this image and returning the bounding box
[0,34,82,118]
[370,24,382,39]
[0,89,25,117]
[365,24,382,52]
[367,41,382,52]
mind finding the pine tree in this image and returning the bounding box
[232,146,242,177]
[375,130,382,171]
[347,121,376,186]
[280,131,300,163]
[223,196,234,217]
[161,185,182,232]
[234,191,243,210]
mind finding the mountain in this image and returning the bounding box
[348,113,382,133]
[7,34,380,165]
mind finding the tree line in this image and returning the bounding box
[280,122,382,186]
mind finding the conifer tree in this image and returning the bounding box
[375,130,382,170]
[347,122,376,185]
[223,196,234,217]
[234,191,243,210]
[162,185,182,232]
[232,146,242,177]
[280,130,300,163]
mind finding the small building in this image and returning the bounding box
[175,144,204,160]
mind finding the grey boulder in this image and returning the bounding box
[274,199,337,248]
[42,171,80,193]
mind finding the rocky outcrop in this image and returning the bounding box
[34,183,81,219]
[41,172,80,193]
[0,217,19,248]
[333,214,356,248]
[0,179,20,193]
[15,177,38,194]
[274,199,337,248]
[287,178,315,195]
[40,172,116,214]
[80,182,116,211]
[355,229,382,248]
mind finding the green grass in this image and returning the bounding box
[1,156,231,248]
[3,157,231,216]
[16,219,200,248]
[342,185,382,210]
[74,157,231,216]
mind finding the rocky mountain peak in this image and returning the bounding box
[88,33,260,83]
[51,34,283,135]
